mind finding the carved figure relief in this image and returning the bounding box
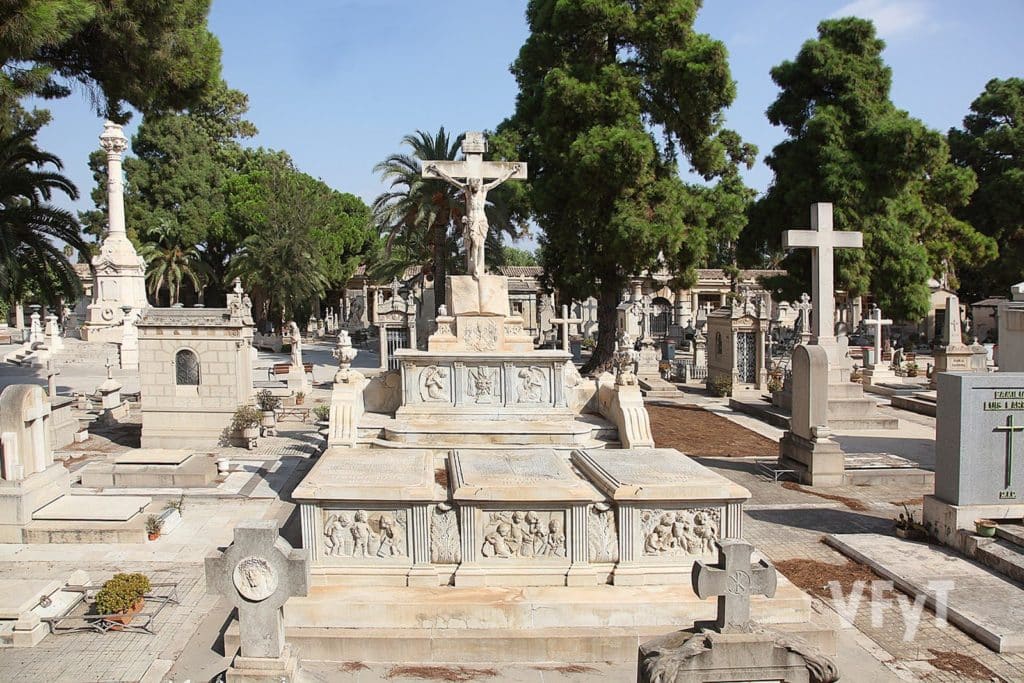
[467,366,497,403]
[232,556,278,601]
[588,507,619,563]
[323,509,407,559]
[430,505,461,564]
[640,508,720,557]
[480,510,566,559]
[419,365,449,402]
[465,320,499,351]
[516,366,546,403]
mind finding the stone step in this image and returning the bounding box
[828,416,900,430]
[728,398,791,430]
[996,523,1024,548]
[826,397,881,418]
[828,382,869,399]
[889,394,937,417]
[971,537,1024,584]
[383,420,598,447]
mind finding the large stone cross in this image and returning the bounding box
[692,539,777,633]
[205,521,309,660]
[551,304,583,352]
[862,305,892,368]
[995,415,1024,490]
[782,203,862,345]
[422,132,527,277]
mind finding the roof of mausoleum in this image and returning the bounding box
[496,265,544,278]
[136,306,245,328]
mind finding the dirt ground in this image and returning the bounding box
[647,404,777,457]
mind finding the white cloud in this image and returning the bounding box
[832,0,935,38]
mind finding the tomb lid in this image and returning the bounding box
[450,449,600,503]
[572,448,750,502]
[0,579,63,619]
[112,449,195,465]
[136,307,244,328]
[292,448,436,502]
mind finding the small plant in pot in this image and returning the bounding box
[294,390,306,406]
[255,389,280,435]
[894,504,928,541]
[145,514,163,541]
[231,405,262,442]
[904,361,919,377]
[313,403,331,425]
[707,375,732,398]
[94,572,151,627]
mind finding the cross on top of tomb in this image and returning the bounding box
[551,304,582,353]
[422,132,527,277]
[205,520,309,660]
[782,203,862,345]
[692,539,777,633]
[862,305,893,368]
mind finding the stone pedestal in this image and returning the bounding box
[779,430,845,487]
[226,645,300,683]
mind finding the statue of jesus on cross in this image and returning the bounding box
[423,132,527,278]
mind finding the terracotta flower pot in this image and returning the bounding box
[147,532,160,541]
[106,598,145,630]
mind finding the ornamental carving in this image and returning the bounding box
[464,320,499,351]
[516,366,546,403]
[589,507,619,563]
[480,510,565,559]
[232,556,278,601]
[419,365,449,402]
[467,366,498,404]
[430,505,461,564]
[641,508,720,557]
[323,509,407,559]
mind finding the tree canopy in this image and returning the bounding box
[1,0,221,121]
[949,77,1024,299]
[501,0,752,370]
[739,17,995,321]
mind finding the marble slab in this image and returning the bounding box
[450,449,599,503]
[293,449,436,502]
[572,449,751,502]
[113,449,194,465]
[0,579,61,618]
[31,495,151,521]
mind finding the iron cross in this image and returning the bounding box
[994,415,1024,489]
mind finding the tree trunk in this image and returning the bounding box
[581,285,619,375]
[433,221,448,315]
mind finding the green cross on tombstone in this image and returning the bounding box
[994,414,1024,490]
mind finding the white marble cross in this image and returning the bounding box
[693,539,777,633]
[782,203,862,345]
[205,521,309,660]
[551,305,583,352]
[422,132,527,277]
[862,305,892,368]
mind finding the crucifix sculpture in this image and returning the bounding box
[692,539,777,632]
[782,203,863,346]
[995,415,1024,490]
[551,304,583,353]
[422,132,527,277]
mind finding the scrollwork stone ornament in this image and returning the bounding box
[465,320,499,351]
[430,504,461,564]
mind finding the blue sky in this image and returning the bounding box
[30,0,1024,246]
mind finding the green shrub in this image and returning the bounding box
[313,404,331,422]
[94,573,151,615]
[581,336,597,351]
[255,389,281,411]
[231,405,261,432]
[708,375,733,397]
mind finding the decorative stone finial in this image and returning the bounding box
[99,121,128,156]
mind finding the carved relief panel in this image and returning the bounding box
[515,365,548,403]
[466,365,499,404]
[418,365,450,402]
[588,506,619,563]
[479,510,566,560]
[322,509,408,560]
[430,504,461,564]
[639,507,721,558]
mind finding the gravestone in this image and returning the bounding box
[860,305,895,386]
[639,539,838,683]
[206,520,309,681]
[778,345,845,486]
[924,372,1024,548]
[931,295,975,386]
[997,283,1024,372]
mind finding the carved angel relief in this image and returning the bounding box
[323,509,407,559]
[480,511,566,559]
[640,508,720,557]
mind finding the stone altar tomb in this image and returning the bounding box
[79,449,217,488]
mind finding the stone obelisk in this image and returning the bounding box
[81,121,148,342]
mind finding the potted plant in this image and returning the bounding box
[904,361,919,377]
[894,505,928,541]
[94,572,151,628]
[231,405,262,442]
[294,390,306,406]
[313,403,331,425]
[975,518,998,537]
[145,514,163,541]
[255,389,280,435]
[707,375,732,398]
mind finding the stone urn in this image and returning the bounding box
[260,410,277,436]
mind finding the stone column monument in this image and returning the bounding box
[206,520,309,682]
[81,121,148,342]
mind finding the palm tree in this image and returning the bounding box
[138,221,210,305]
[0,126,88,308]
